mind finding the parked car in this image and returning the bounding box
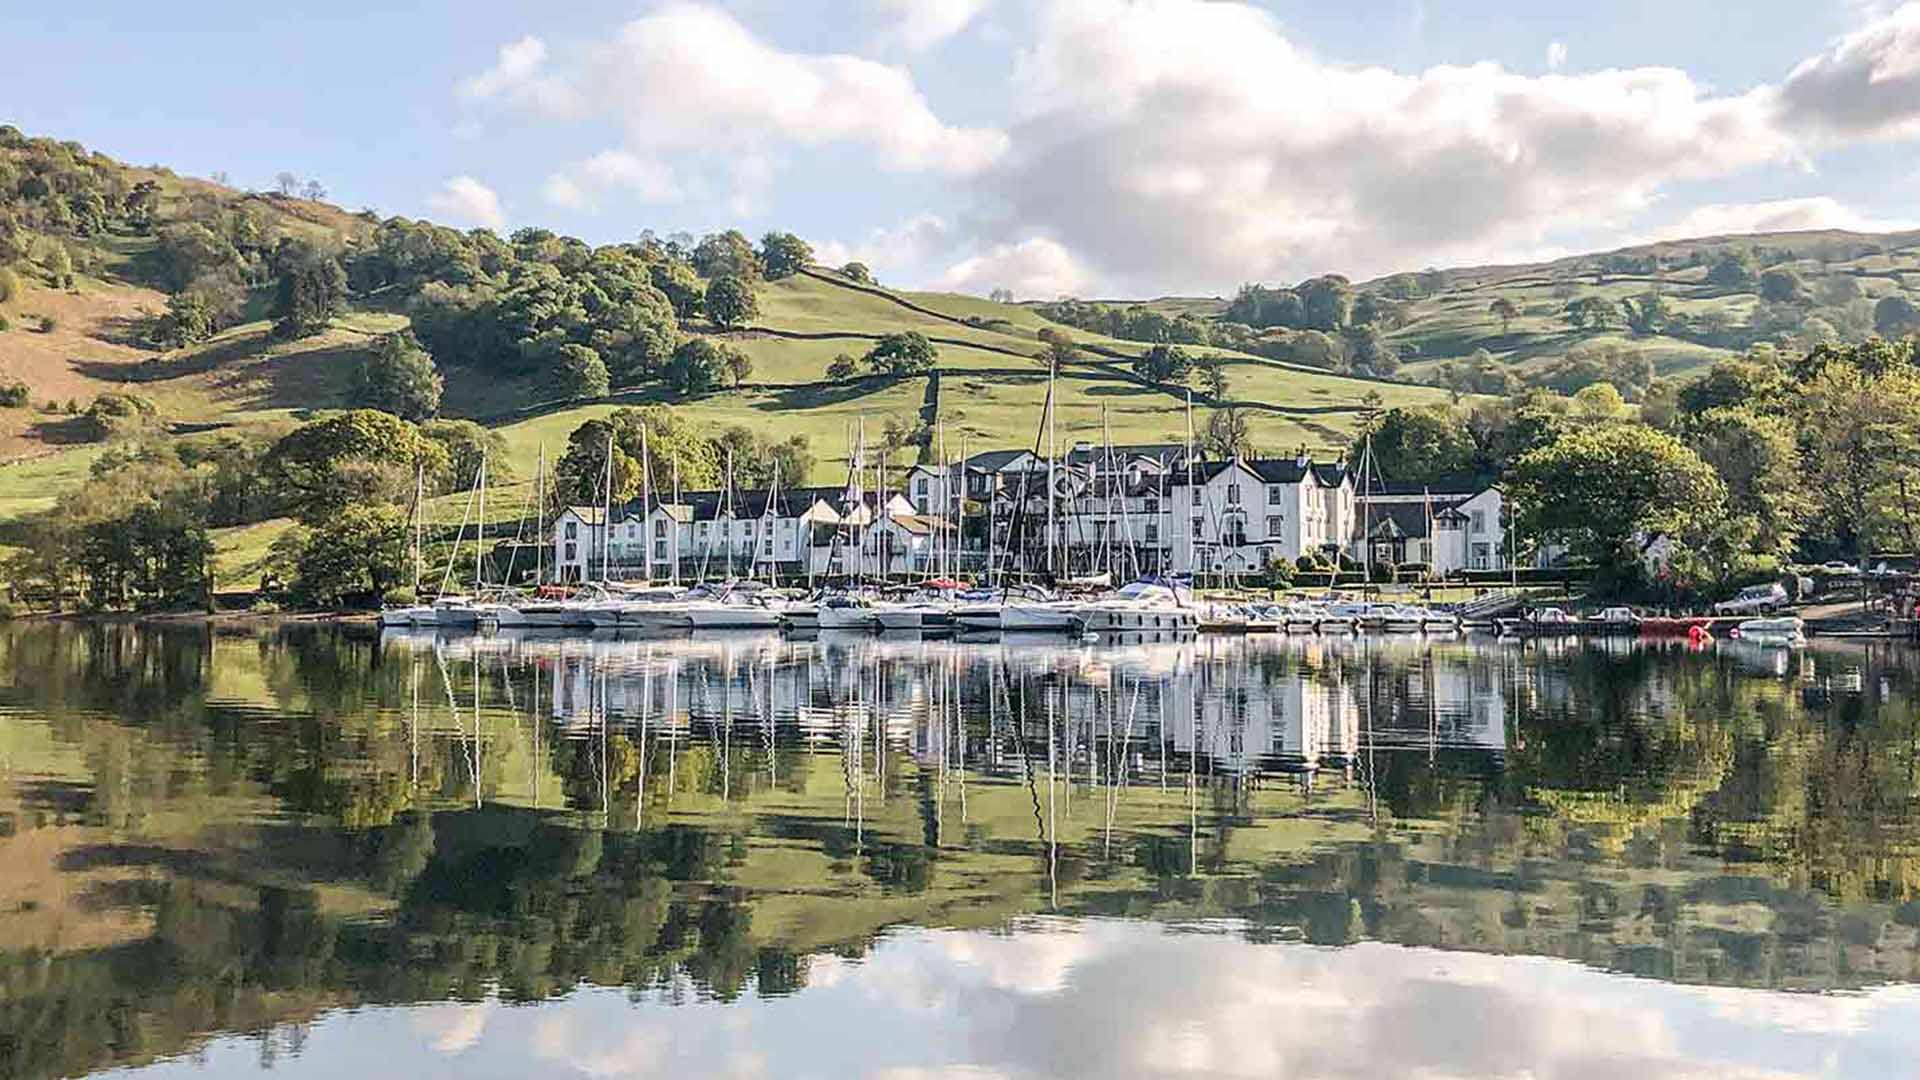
[1820,561,1860,576]
[1592,606,1642,625]
[1715,583,1788,615]
[1528,606,1577,624]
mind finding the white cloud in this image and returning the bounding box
[459,35,578,114]
[425,176,505,229]
[937,236,1091,298]
[1546,40,1568,71]
[816,214,957,279]
[543,150,683,211]
[1774,2,1920,140]
[974,0,1810,294]
[871,0,994,52]
[464,3,1006,215]
[1641,196,1917,241]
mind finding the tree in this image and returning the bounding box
[266,410,449,522]
[421,419,510,496]
[1759,267,1809,305]
[1677,358,1786,417]
[648,258,704,320]
[271,241,347,338]
[691,230,763,280]
[1489,298,1519,334]
[864,332,937,375]
[1571,381,1626,420]
[1797,362,1920,555]
[1194,353,1230,398]
[43,242,72,287]
[759,232,813,279]
[1131,344,1191,385]
[301,179,327,201]
[1691,408,1809,559]
[663,338,729,396]
[839,262,873,284]
[1563,295,1616,330]
[1355,407,1474,483]
[555,344,610,399]
[1345,328,1399,376]
[988,288,1016,304]
[1509,424,1726,577]
[825,353,860,381]
[351,332,443,421]
[704,274,759,329]
[1620,291,1669,335]
[1295,275,1353,331]
[723,348,754,388]
[275,171,300,197]
[288,504,410,607]
[1874,295,1920,338]
[1706,250,1757,291]
[1202,408,1254,459]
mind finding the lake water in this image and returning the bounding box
[4,623,1920,1078]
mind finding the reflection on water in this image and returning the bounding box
[3,624,1920,1078]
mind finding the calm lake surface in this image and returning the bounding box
[5,623,1920,1078]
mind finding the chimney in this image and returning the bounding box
[1295,444,1309,469]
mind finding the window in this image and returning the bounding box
[565,522,578,540]
[1192,488,1203,506]
[1471,511,1486,534]
[1191,517,1204,536]
[1268,484,1283,502]
[564,543,577,561]
[1144,497,1159,514]
[654,519,666,538]
[655,541,667,559]
[1266,515,1282,536]
[763,540,773,555]
[1227,483,1241,504]
[1146,523,1159,542]
[1472,542,1491,569]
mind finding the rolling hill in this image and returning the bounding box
[3,125,1914,586]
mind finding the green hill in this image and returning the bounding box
[6,124,1916,586]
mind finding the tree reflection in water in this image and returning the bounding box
[2,624,1919,1078]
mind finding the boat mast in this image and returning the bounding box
[534,446,546,587]
[640,423,652,583]
[411,463,424,595]
[1184,390,1195,583]
[1046,355,1057,581]
[671,454,681,587]
[476,452,486,591]
[600,431,614,584]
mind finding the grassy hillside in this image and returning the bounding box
[1082,229,1920,388]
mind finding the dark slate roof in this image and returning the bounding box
[1364,502,1442,540]
[1246,458,1312,484]
[1311,462,1349,487]
[1365,474,1499,497]
[964,448,1036,472]
[1064,442,1190,468]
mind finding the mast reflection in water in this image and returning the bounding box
[3,623,1919,1078]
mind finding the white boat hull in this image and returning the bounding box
[1001,603,1080,632]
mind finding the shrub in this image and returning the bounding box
[383,585,418,607]
[76,392,159,441]
[0,380,28,407]
[39,315,56,333]
[0,266,18,304]
[0,315,10,332]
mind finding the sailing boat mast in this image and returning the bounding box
[640,423,652,583]
[1045,355,1057,580]
[600,432,614,584]
[1184,390,1195,581]
[411,463,424,595]
[534,446,546,587]
[475,453,487,592]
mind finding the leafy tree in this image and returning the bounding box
[76,392,159,441]
[1355,407,1475,483]
[1489,298,1519,334]
[1677,358,1786,417]
[723,348,753,388]
[1690,409,1808,559]
[1796,362,1920,554]
[1620,291,1669,335]
[1345,328,1399,376]
[266,410,449,522]
[1193,353,1230,398]
[1706,250,1757,291]
[1759,268,1810,305]
[271,241,347,338]
[648,257,704,319]
[759,232,813,280]
[555,344,610,399]
[351,332,443,420]
[865,332,937,375]
[1571,381,1626,420]
[1875,295,1920,338]
[421,419,510,495]
[1563,295,1616,330]
[557,407,720,504]
[1509,424,1726,575]
[288,504,410,607]
[714,426,815,488]
[704,274,759,329]
[43,241,72,287]
[1298,275,1354,331]
[691,230,763,280]
[1130,343,1191,385]
[839,262,873,284]
[154,290,216,347]
[826,353,861,381]
[663,338,732,396]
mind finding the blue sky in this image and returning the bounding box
[9,1,1919,296]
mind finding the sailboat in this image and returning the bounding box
[380,464,437,627]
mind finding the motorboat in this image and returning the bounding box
[1280,602,1325,633]
[1733,615,1806,641]
[1001,599,1084,632]
[818,592,880,631]
[1421,608,1462,634]
[378,604,436,628]
[430,594,481,628]
[1076,581,1199,634]
[1380,605,1427,633]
